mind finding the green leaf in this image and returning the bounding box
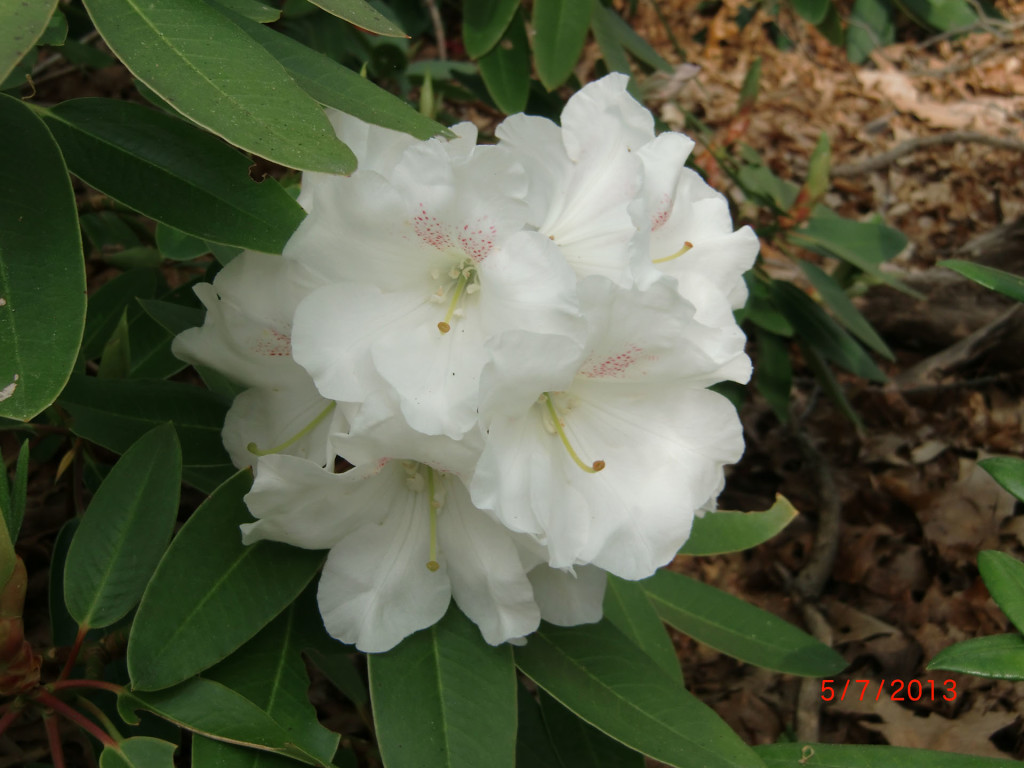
[591,5,671,73]
[927,634,1024,680]
[979,456,1024,503]
[211,0,281,22]
[228,10,446,140]
[643,569,846,676]
[680,495,799,556]
[43,99,307,253]
[532,0,593,90]
[893,0,977,30]
[98,309,132,379]
[0,440,29,543]
[590,3,633,80]
[81,269,160,360]
[59,375,231,467]
[156,224,212,262]
[603,576,681,679]
[515,620,764,768]
[744,276,794,337]
[307,0,407,36]
[800,339,864,429]
[464,0,520,57]
[0,0,59,83]
[538,690,644,768]
[82,0,355,173]
[119,678,330,765]
[369,605,517,768]
[101,737,178,768]
[790,0,830,24]
[64,424,181,629]
[753,328,792,423]
[138,299,205,337]
[940,259,1024,304]
[798,261,894,360]
[50,519,82,647]
[478,10,531,114]
[202,598,340,765]
[978,550,1024,634]
[39,7,69,47]
[127,471,324,690]
[805,133,831,202]
[0,95,86,422]
[756,743,1019,767]
[738,57,762,111]
[847,0,895,64]
[771,281,886,382]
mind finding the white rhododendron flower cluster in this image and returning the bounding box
[173,74,759,653]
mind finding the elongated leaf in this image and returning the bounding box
[516,683,562,768]
[894,0,977,30]
[753,328,792,423]
[0,0,59,83]
[50,520,82,647]
[307,0,406,36]
[591,5,671,73]
[81,269,161,360]
[369,605,517,768]
[590,3,633,79]
[978,550,1024,634]
[44,99,307,253]
[464,0,520,57]
[211,0,281,22]
[101,737,177,768]
[799,261,894,360]
[644,570,846,676]
[532,0,592,90]
[771,281,886,382]
[119,678,330,765]
[0,95,86,421]
[603,576,680,679]
[128,471,324,690]
[59,375,231,467]
[940,259,1024,304]
[156,224,211,262]
[64,424,181,629]
[515,620,764,768]
[847,0,895,64]
[0,440,29,543]
[82,0,354,173]
[539,691,644,768]
[979,456,1024,503]
[927,634,1024,680]
[680,495,799,556]
[756,743,1018,767]
[791,0,830,24]
[228,11,445,140]
[139,299,205,337]
[192,738,305,768]
[478,11,531,114]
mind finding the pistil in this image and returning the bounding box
[425,467,441,571]
[247,402,336,457]
[542,394,605,473]
[652,241,693,264]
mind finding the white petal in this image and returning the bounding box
[478,330,582,421]
[527,564,606,626]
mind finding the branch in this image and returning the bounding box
[832,132,1024,177]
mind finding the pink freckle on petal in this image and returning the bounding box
[651,194,672,231]
[458,216,497,263]
[253,328,292,358]
[412,203,455,251]
[579,344,644,379]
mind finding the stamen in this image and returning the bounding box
[437,270,469,334]
[425,467,441,571]
[247,402,336,457]
[652,241,693,264]
[542,394,605,473]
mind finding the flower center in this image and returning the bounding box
[652,241,693,265]
[430,260,479,334]
[246,402,336,458]
[540,393,605,474]
[402,461,444,571]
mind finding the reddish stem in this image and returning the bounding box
[34,690,118,748]
[43,713,67,768]
[49,679,123,695]
[58,625,89,681]
[0,705,21,737]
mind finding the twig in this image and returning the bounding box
[34,691,118,749]
[43,713,67,768]
[832,132,1024,177]
[422,0,446,61]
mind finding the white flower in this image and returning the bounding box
[471,276,749,580]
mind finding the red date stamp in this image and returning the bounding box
[821,679,957,702]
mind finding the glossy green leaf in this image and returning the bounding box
[847,0,895,64]
[591,4,671,72]
[927,634,1024,680]
[211,0,281,22]
[791,0,830,25]
[201,599,340,765]
[539,690,644,768]
[82,0,355,173]
[39,6,69,46]
[894,0,977,30]
[44,99,307,253]
[0,440,29,543]
[192,738,306,768]
[65,424,181,629]
[532,0,592,90]
[590,3,633,80]
[979,550,1024,634]
[800,339,864,429]
[799,261,894,360]
[50,519,81,647]
[138,299,205,337]
[119,678,330,765]
[744,276,794,337]
[0,95,86,421]
[603,576,680,679]
[756,743,1019,767]
[805,133,831,201]
[979,456,1024,503]
[156,224,211,262]
[771,281,886,382]
[753,328,792,423]
[81,269,161,360]
[515,620,764,768]
[0,0,59,83]
[516,683,562,768]
[680,495,799,556]
[478,11,531,114]
[940,259,1024,304]
[228,11,445,140]
[369,605,517,768]
[307,0,407,36]
[98,310,132,379]
[101,737,178,768]
[59,375,231,467]
[127,471,324,690]
[644,569,846,676]
[464,0,520,57]
[738,57,762,111]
